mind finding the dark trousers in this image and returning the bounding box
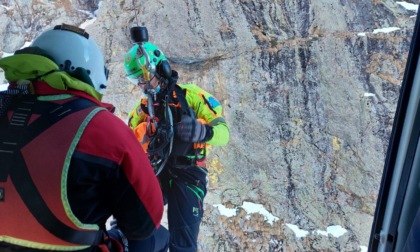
[107,225,169,252]
[159,162,208,252]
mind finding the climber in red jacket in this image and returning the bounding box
[0,24,168,252]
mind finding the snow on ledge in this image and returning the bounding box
[396,1,419,12]
[213,202,352,240]
[373,27,401,34]
[213,201,279,225]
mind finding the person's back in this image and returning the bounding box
[0,24,167,252]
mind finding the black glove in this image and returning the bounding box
[176,115,207,143]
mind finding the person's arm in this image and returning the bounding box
[114,119,163,239]
[183,84,230,146]
[128,99,147,130]
[81,110,164,240]
[205,117,229,146]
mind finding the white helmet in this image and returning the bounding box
[31,24,108,94]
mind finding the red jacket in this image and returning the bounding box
[0,81,163,250]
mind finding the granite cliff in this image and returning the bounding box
[0,0,417,251]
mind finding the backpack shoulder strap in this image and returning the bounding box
[173,85,194,118]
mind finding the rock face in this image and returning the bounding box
[0,0,417,251]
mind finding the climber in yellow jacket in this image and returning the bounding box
[125,40,229,251]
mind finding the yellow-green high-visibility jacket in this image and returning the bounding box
[128,83,229,158]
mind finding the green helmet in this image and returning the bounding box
[124,42,167,85]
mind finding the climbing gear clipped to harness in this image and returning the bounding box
[129,26,174,176]
[147,94,174,175]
